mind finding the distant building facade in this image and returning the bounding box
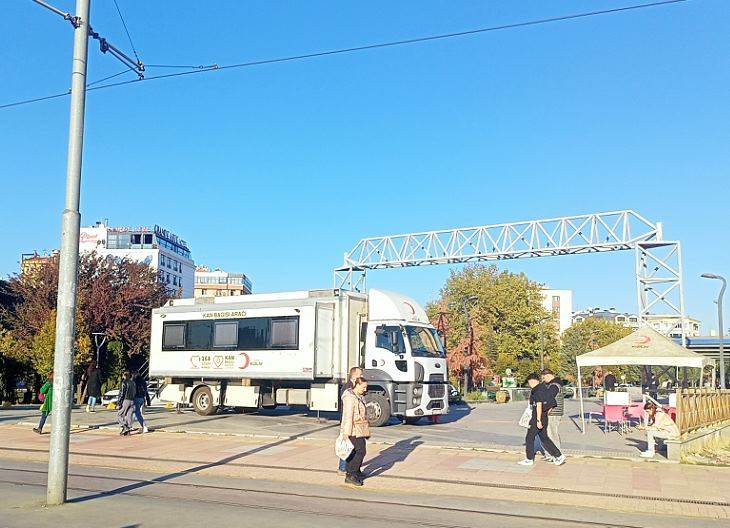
[78,220,195,297]
[540,289,573,334]
[20,251,58,276]
[572,307,701,338]
[194,266,252,298]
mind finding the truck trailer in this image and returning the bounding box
[149,288,449,426]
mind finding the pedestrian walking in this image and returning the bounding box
[640,402,679,458]
[85,361,102,413]
[33,371,53,434]
[541,369,564,453]
[518,373,565,466]
[340,377,370,486]
[338,366,363,475]
[116,370,137,436]
[132,371,151,433]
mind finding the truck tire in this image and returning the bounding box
[192,386,217,416]
[364,392,391,427]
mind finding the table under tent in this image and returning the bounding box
[575,326,716,433]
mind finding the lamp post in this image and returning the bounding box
[701,273,726,389]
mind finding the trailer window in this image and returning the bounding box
[270,317,299,348]
[187,321,213,350]
[214,321,238,347]
[238,318,269,349]
[162,323,186,349]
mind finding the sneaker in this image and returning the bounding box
[345,474,363,487]
[553,455,566,466]
[85,405,90,413]
[33,428,42,435]
[142,426,149,433]
[517,459,534,466]
[336,469,346,476]
[640,451,655,458]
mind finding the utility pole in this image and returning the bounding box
[701,273,726,389]
[47,0,91,506]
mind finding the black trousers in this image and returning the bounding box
[346,436,367,476]
[525,416,561,460]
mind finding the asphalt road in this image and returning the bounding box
[0,460,721,528]
[1,398,650,457]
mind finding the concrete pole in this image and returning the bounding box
[47,0,91,506]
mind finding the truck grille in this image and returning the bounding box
[428,374,445,398]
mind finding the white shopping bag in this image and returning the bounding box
[335,435,354,460]
[518,406,532,428]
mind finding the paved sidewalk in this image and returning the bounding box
[0,423,728,519]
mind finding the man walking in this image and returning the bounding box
[338,366,363,475]
[116,370,136,436]
[541,369,564,454]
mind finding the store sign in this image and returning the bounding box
[201,310,247,319]
[154,225,189,249]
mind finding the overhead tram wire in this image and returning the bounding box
[112,0,141,64]
[2,0,689,110]
[86,68,134,88]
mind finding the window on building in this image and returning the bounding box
[144,233,153,245]
[162,324,186,349]
[160,255,165,266]
[214,321,239,347]
[131,234,142,245]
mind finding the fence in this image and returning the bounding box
[676,388,730,436]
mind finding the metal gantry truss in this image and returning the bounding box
[335,210,686,342]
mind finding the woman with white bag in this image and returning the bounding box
[339,377,370,486]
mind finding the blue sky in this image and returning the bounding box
[2,1,728,331]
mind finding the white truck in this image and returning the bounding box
[149,288,449,426]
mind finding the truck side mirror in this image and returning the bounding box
[390,330,400,353]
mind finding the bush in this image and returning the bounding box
[465,390,486,401]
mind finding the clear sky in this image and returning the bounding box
[2,1,728,332]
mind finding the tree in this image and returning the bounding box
[559,318,634,383]
[1,253,170,384]
[427,264,560,386]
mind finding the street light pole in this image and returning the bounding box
[47,0,91,506]
[701,273,726,389]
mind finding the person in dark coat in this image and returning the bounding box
[116,370,136,436]
[132,371,152,433]
[603,371,617,391]
[85,361,102,413]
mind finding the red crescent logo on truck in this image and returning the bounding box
[237,352,250,369]
[403,301,416,315]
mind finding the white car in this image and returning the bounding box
[100,381,161,408]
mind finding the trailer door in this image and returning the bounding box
[314,303,335,378]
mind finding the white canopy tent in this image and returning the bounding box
[575,326,715,433]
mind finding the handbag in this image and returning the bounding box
[38,392,45,403]
[335,435,354,460]
[518,405,532,428]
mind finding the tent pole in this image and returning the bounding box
[577,365,585,434]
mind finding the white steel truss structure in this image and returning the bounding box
[335,210,686,342]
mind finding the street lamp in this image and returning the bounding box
[701,273,726,389]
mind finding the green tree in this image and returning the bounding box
[427,264,560,387]
[559,318,634,383]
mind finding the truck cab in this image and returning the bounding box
[362,290,449,426]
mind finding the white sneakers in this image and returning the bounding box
[518,455,566,466]
[142,426,149,433]
[640,451,655,458]
[85,405,90,413]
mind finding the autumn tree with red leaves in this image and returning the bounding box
[1,253,170,385]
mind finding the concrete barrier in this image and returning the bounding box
[665,420,730,462]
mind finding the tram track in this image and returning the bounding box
[1,445,728,508]
[0,466,662,528]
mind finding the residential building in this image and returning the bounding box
[194,266,252,298]
[572,307,701,338]
[20,251,58,276]
[78,220,195,297]
[540,289,573,334]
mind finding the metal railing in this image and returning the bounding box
[676,388,730,435]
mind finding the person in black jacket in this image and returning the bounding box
[132,371,152,433]
[116,370,136,436]
[85,361,102,413]
[518,373,565,466]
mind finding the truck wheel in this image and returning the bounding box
[364,392,391,427]
[192,386,217,416]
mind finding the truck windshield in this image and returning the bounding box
[405,326,445,358]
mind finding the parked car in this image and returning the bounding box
[101,379,161,408]
[448,384,462,403]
